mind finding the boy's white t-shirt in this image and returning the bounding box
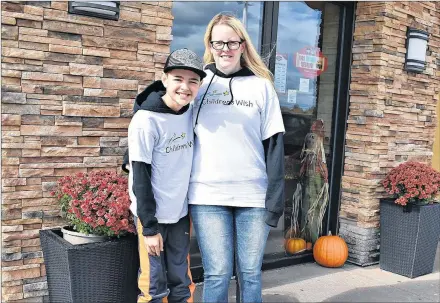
[128,107,194,223]
[188,70,285,207]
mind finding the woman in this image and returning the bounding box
[189,13,285,303]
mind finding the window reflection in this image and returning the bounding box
[274,2,340,257]
[275,2,322,113]
[170,1,263,57]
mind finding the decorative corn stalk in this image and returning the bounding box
[297,120,330,244]
[289,183,302,239]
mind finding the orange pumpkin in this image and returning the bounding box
[285,238,306,254]
[306,242,313,250]
[313,233,348,268]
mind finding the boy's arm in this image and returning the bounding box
[132,161,159,236]
[263,132,285,228]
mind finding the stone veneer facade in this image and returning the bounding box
[339,1,440,265]
[1,1,173,301]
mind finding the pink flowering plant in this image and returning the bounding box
[52,170,136,237]
[381,161,440,206]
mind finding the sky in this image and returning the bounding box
[170,2,323,56]
[170,1,263,57]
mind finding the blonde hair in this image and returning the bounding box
[203,13,273,83]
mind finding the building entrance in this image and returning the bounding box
[170,1,355,279]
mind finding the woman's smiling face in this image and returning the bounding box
[210,24,245,75]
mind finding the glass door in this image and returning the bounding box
[169,1,355,275]
[263,1,349,263]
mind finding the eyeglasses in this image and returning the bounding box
[210,40,244,50]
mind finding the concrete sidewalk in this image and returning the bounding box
[193,245,440,302]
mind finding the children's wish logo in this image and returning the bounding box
[205,89,229,98]
[201,89,254,108]
[165,132,193,154]
[167,132,186,145]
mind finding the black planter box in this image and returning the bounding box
[379,199,440,278]
[40,228,139,303]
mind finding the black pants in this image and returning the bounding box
[135,215,191,303]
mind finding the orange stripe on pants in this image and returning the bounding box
[137,219,153,303]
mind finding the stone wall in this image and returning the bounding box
[1,1,173,301]
[339,1,440,265]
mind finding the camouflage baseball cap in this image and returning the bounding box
[164,48,206,79]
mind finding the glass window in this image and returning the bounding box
[170,2,263,58]
[268,2,341,258]
[169,1,344,267]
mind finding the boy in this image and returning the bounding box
[127,49,206,303]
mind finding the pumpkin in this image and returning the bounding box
[285,238,306,254]
[306,242,313,250]
[313,232,348,268]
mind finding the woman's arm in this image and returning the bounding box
[122,149,130,173]
[263,132,285,227]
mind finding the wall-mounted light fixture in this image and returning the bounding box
[404,28,429,73]
[68,1,120,20]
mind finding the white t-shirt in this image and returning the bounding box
[188,70,285,207]
[128,108,193,223]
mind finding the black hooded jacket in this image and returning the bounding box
[123,65,285,228]
[127,80,190,237]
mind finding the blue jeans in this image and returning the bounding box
[189,205,270,303]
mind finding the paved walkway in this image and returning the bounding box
[193,245,440,302]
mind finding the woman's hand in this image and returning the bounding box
[144,233,164,256]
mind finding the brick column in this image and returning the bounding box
[339,2,440,265]
[1,1,173,301]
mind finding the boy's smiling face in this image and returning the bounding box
[162,69,202,108]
